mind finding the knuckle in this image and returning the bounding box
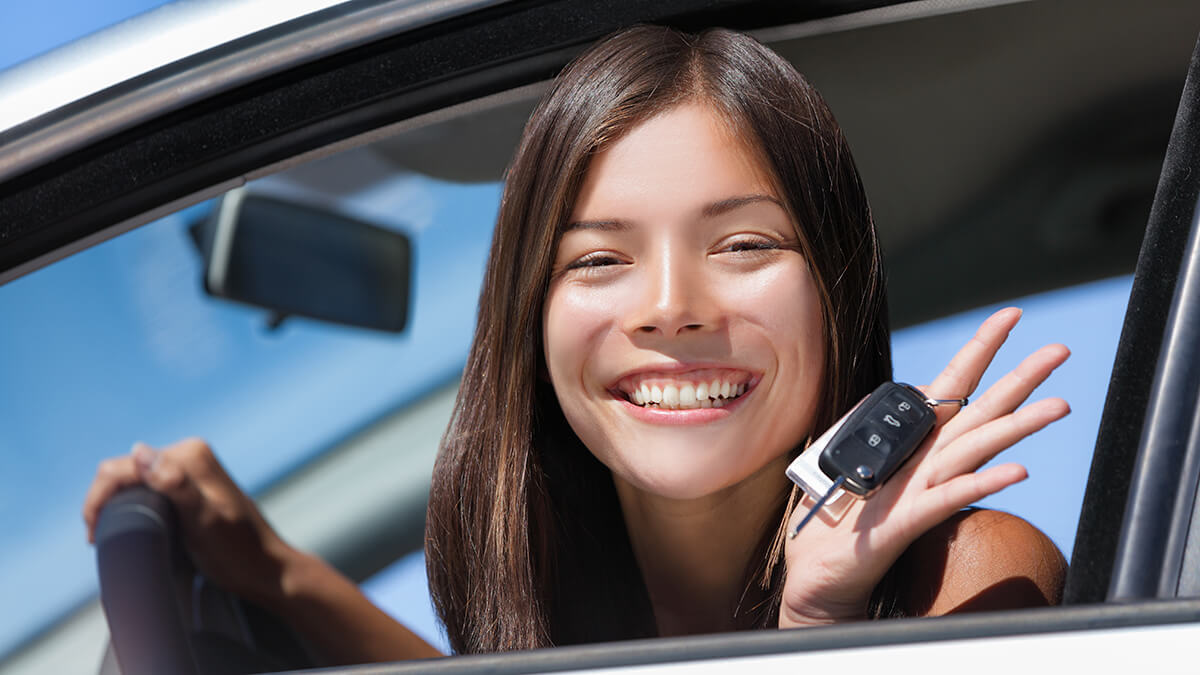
[149,463,182,489]
[181,437,213,454]
[96,458,125,481]
[174,438,215,473]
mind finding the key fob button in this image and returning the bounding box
[856,427,891,455]
[886,393,926,424]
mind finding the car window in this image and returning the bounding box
[0,116,1136,660]
[0,129,1130,663]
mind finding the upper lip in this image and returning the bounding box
[608,363,760,396]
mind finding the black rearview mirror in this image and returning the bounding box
[199,189,411,332]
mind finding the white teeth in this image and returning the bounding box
[627,378,750,409]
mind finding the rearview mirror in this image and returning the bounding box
[199,189,411,332]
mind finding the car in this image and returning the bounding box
[2,0,1200,673]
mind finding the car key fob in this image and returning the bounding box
[817,381,936,497]
[785,382,943,538]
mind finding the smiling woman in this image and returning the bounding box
[425,24,1068,655]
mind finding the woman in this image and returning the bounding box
[83,25,1069,663]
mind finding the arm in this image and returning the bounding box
[273,547,443,663]
[83,438,442,665]
[884,508,1066,617]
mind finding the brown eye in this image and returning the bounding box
[565,252,625,270]
[718,236,781,254]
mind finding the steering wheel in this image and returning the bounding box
[94,486,315,675]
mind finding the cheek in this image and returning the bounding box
[542,282,619,392]
[730,261,826,432]
[723,260,824,351]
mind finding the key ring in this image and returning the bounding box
[925,396,968,408]
[900,384,968,409]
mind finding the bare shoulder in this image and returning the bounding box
[889,508,1067,616]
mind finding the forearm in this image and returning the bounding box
[269,547,444,665]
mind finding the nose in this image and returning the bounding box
[624,247,719,337]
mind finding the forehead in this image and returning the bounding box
[572,103,779,219]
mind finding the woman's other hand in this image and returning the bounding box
[780,307,1070,627]
[82,438,297,609]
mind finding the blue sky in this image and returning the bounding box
[0,1,170,72]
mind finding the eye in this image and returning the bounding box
[564,251,626,271]
[716,235,783,254]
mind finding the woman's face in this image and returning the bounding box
[543,102,825,501]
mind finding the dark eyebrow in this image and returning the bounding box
[702,194,784,218]
[559,218,631,235]
[561,195,782,233]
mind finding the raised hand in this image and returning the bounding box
[779,308,1070,627]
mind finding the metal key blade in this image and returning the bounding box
[788,475,847,539]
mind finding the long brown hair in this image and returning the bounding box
[425,25,891,654]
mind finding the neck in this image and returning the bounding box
[615,456,790,636]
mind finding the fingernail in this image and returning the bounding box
[131,442,156,471]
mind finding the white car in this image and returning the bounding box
[2,0,1200,673]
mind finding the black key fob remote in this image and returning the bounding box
[817,382,936,497]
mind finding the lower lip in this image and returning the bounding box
[615,389,751,425]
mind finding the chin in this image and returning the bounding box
[618,457,772,502]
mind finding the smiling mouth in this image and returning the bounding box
[614,371,752,410]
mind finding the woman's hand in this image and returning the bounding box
[82,439,443,662]
[82,438,298,609]
[779,307,1070,627]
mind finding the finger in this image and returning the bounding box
[937,343,1070,445]
[82,445,153,543]
[910,463,1028,532]
[140,440,210,519]
[925,397,1070,486]
[924,307,1022,424]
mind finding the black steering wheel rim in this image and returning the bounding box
[95,486,314,675]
